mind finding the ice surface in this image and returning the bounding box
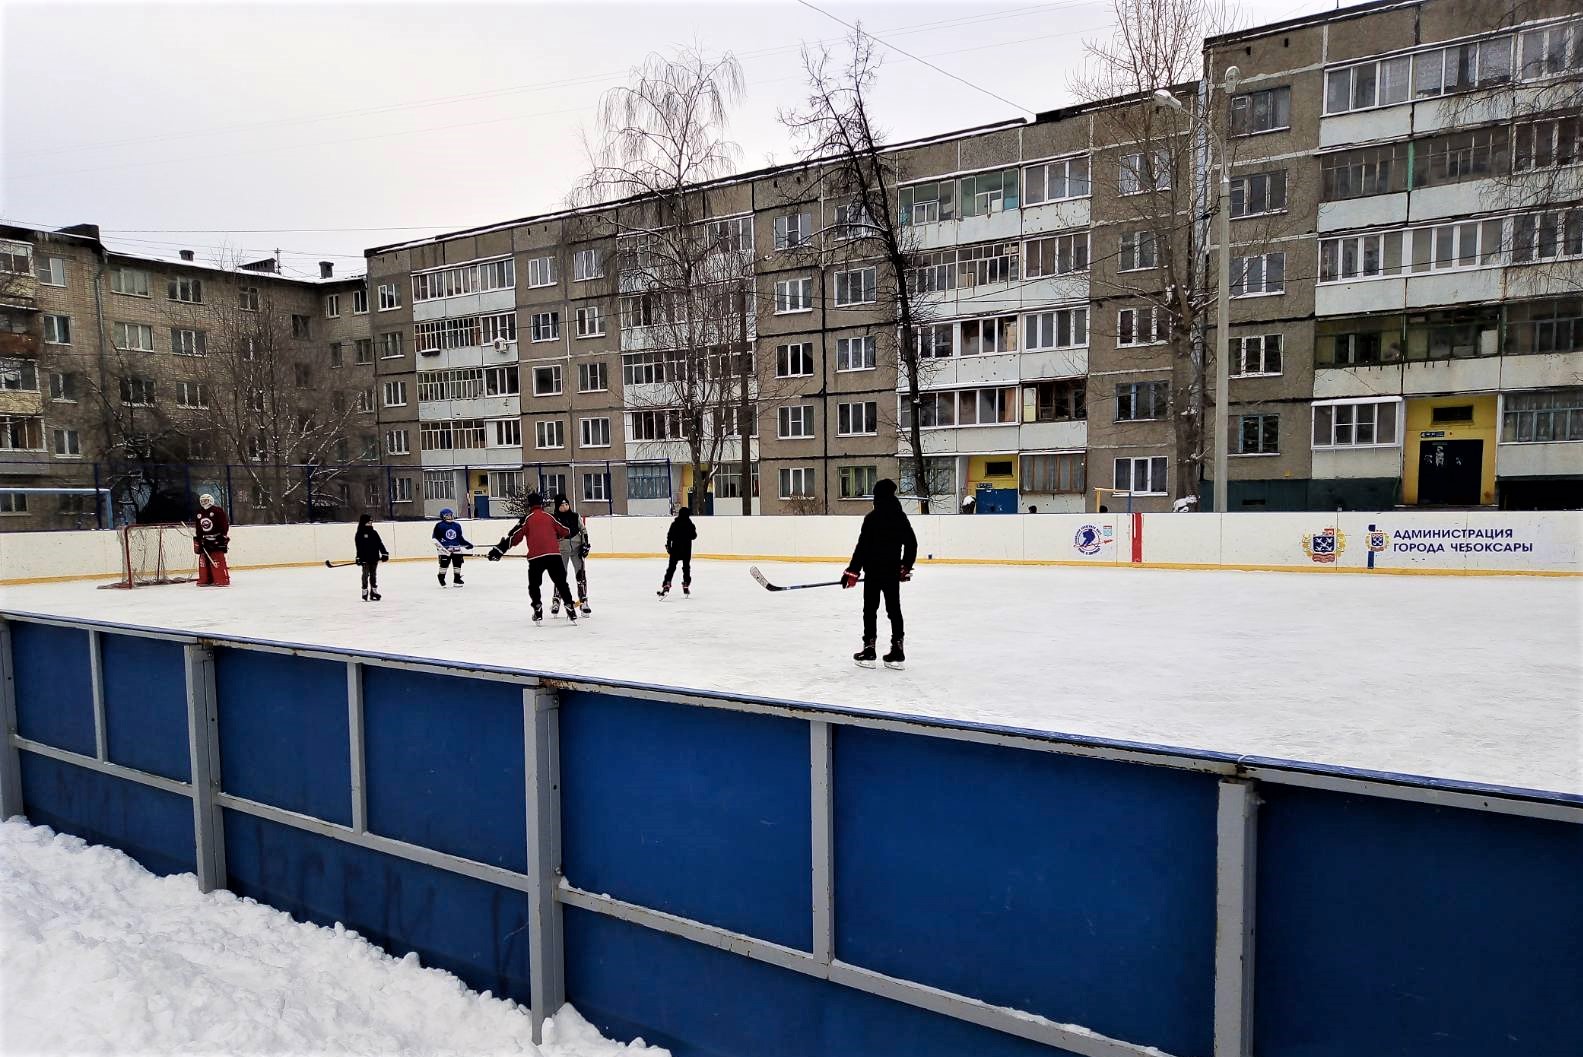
[2,558,1579,795]
[0,818,661,1056]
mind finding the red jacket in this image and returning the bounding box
[507,509,569,559]
[195,506,230,552]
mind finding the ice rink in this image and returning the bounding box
[2,557,1579,795]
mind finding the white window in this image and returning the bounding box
[834,266,877,306]
[490,419,521,447]
[1312,398,1401,448]
[385,429,410,456]
[778,404,815,439]
[175,381,209,409]
[779,466,815,499]
[915,322,955,358]
[1113,456,1169,496]
[531,312,560,342]
[489,471,524,499]
[1319,232,1392,282]
[1231,253,1285,297]
[900,180,955,225]
[1324,55,1411,115]
[1024,307,1088,350]
[529,256,558,287]
[357,388,376,413]
[837,335,876,371]
[960,315,1019,355]
[538,473,568,500]
[1230,86,1293,135]
[111,268,150,297]
[573,249,603,281]
[1119,230,1157,271]
[324,294,341,318]
[383,381,407,407]
[839,465,878,500]
[120,377,156,407]
[575,305,605,337]
[836,401,878,436]
[0,241,30,274]
[535,419,565,449]
[392,477,414,504]
[1513,209,1583,264]
[774,277,813,314]
[0,415,43,451]
[478,312,517,347]
[774,211,811,250]
[378,282,401,310]
[1519,19,1583,80]
[51,427,81,458]
[623,351,673,386]
[1231,334,1283,376]
[959,168,1019,217]
[113,322,155,352]
[420,419,487,451]
[580,416,611,448]
[167,276,203,304]
[956,241,1020,287]
[0,491,25,514]
[422,471,454,503]
[1117,306,1163,346]
[533,364,563,396]
[626,409,682,441]
[1025,232,1089,277]
[578,361,608,392]
[0,360,36,391]
[1024,155,1091,204]
[776,342,814,377]
[33,256,65,286]
[1234,414,1280,455]
[897,387,1017,430]
[43,315,70,345]
[1502,387,1583,442]
[1115,380,1170,421]
[1413,35,1515,99]
[1230,170,1288,218]
[484,365,519,397]
[238,286,260,311]
[49,371,78,402]
[352,287,369,314]
[170,328,206,356]
[582,472,609,503]
[1119,150,1171,195]
[479,258,515,291]
[831,202,873,241]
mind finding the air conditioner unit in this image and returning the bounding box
[492,337,510,353]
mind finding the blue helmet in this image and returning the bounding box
[439,508,454,519]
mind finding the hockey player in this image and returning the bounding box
[354,514,389,601]
[658,506,696,598]
[842,478,917,669]
[488,492,577,624]
[551,494,592,616]
[431,508,473,587]
[193,493,231,587]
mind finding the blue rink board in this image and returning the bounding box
[19,752,194,878]
[101,633,190,783]
[10,622,95,757]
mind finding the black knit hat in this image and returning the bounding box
[873,478,898,501]
[526,491,544,508]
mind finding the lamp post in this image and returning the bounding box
[1155,65,1239,512]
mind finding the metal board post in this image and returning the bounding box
[347,661,366,833]
[89,629,107,760]
[524,685,565,1042]
[810,720,834,963]
[1214,778,1258,1057]
[184,643,226,892]
[0,621,23,819]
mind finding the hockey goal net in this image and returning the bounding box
[100,522,199,589]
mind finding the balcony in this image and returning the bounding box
[0,332,39,358]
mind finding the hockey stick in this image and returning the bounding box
[324,560,359,568]
[749,566,860,592]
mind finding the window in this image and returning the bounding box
[1119,229,1157,271]
[1415,127,1508,188]
[1231,334,1283,376]
[418,367,485,401]
[1507,298,1583,355]
[382,381,407,407]
[1514,115,1582,173]
[572,248,603,281]
[1024,155,1091,204]
[897,388,1017,429]
[1431,404,1474,425]
[0,240,29,274]
[779,466,816,499]
[831,201,873,241]
[175,381,209,409]
[1324,55,1411,114]
[1119,150,1171,195]
[582,472,610,503]
[900,180,955,225]
[834,266,877,306]
[1312,399,1400,448]
[329,342,344,368]
[120,377,156,406]
[352,287,368,314]
[1021,453,1085,494]
[1113,456,1168,496]
[574,361,608,393]
[1319,232,1393,282]
[1230,170,1288,217]
[774,211,812,250]
[238,285,260,311]
[898,456,955,498]
[1512,208,1583,264]
[528,256,558,288]
[483,365,519,397]
[1414,36,1514,98]
[49,371,78,402]
[378,332,404,359]
[378,282,401,310]
[1519,19,1583,80]
[531,312,560,342]
[956,241,1020,287]
[914,322,954,359]
[291,314,311,339]
[534,420,564,449]
[1230,86,1291,135]
[776,342,814,377]
[33,256,65,286]
[1117,306,1162,346]
[357,388,375,413]
[0,492,27,514]
[837,401,878,436]
[575,305,605,338]
[59,493,91,515]
[707,216,753,254]
[43,315,70,345]
[165,276,203,304]
[423,471,454,503]
[411,259,515,301]
[1024,307,1088,350]
[1320,143,1410,201]
[113,322,155,352]
[170,328,207,356]
[839,465,878,500]
[392,477,414,504]
[111,268,150,296]
[349,339,371,365]
[533,365,562,396]
[479,258,515,291]
[1234,414,1280,455]
[775,277,813,314]
[325,293,341,318]
[487,471,524,500]
[0,416,42,452]
[580,416,611,448]
[625,408,682,442]
[1231,253,1284,297]
[837,335,876,371]
[714,465,759,500]
[0,360,37,391]
[778,404,815,439]
[490,419,521,447]
[385,429,410,456]
[959,168,1019,217]
[419,419,486,451]
[1028,379,1086,423]
[1502,387,1583,442]
[246,388,265,412]
[628,463,671,499]
[1025,232,1088,277]
[622,350,674,386]
[960,315,1019,356]
[1116,381,1170,421]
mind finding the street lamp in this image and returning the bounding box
[1155,67,1239,513]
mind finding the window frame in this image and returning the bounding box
[1112,455,1169,496]
[579,416,612,448]
[532,364,563,396]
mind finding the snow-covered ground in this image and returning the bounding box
[0,818,660,1056]
[2,558,1579,795]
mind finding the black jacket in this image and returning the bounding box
[666,512,697,555]
[354,525,389,564]
[847,497,917,582]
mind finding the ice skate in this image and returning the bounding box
[579,597,591,615]
[369,592,382,602]
[883,638,906,670]
[452,573,464,587]
[657,581,670,599]
[532,604,543,625]
[682,582,691,597]
[437,573,447,587]
[566,602,578,624]
[853,641,877,668]
[361,589,369,602]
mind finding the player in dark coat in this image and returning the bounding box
[353,514,389,601]
[658,507,697,598]
[488,492,576,623]
[842,478,917,668]
[194,493,231,587]
[552,494,591,615]
[431,508,473,587]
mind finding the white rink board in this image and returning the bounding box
[2,558,1579,796]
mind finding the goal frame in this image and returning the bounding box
[100,522,198,589]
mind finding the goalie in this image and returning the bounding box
[193,493,231,587]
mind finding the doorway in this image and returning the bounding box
[1417,439,1482,505]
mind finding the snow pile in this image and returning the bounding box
[0,819,660,1057]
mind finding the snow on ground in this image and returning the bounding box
[0,818,661,1057]
[2,558,1579,794]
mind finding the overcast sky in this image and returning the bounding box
[3,0,1338,279]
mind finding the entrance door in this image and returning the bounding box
[1418,439,1482,505]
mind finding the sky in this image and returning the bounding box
[2,0,1342,279]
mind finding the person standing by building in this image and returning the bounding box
[354,514,389,601]
[488,492,577,624]
[431,508,473,587]
[194,493,231,587]
[658,507,696,598]
[843,478,917,669]
[551,493,592,616]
